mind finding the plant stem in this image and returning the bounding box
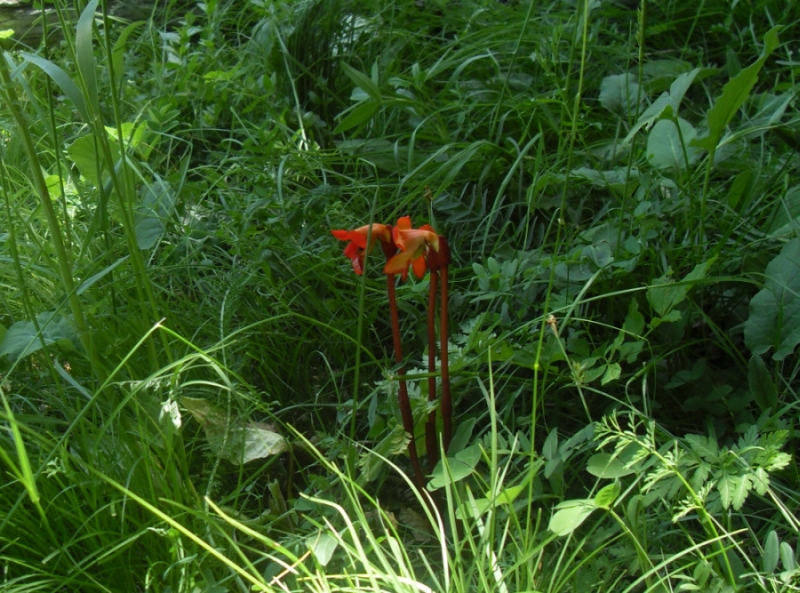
[438,237,452,452]
[426,269,439,470]
[386,274,426,490]
[0,53,102,378]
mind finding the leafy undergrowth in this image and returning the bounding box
[0,0,799,591]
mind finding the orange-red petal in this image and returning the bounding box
[411,254,427,278]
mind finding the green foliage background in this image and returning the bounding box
[0,0,799,591]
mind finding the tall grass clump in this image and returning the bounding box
[0,0,799,591]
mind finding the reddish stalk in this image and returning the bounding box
[426,267,439,470]
[383,243,425,490]
[438,237,452,452]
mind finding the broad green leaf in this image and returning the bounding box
[0,312,77,362]
[780,542,796,571]
[624,93,673,143]
[549,499,596,536]
[768,184,800,237]
[428,458,475,490]
[542,428,558,460]
[624,68,702,143]
[456,442,482,466]
[763,531,779,573]
[21,52,89,122]
[135,176,175,249]
[428,444,481,490]
[744,238,800,360]
[601,363,621,385]
[456,497,491,519]
[447,417,475,455]
[67,134,120,189]
[112,21,145,86]
[76,0,100,113]
[570,167,639,198]
[623,298,645,336]
[180,397,287,465]
[106,121,145,150]
[599,73,640,115]
[44,173,62,201]
[727,169,755,210]
[647,258,716,318]
[332,100,379,134]
[341,62,381,102]
[458,482,529,519]
[496,484,525,505]
[308,532,338,567]
[594,482,621,509]
[587,453,635,479]
[693,26,780,152]
[668,68,702,107]
[748,355,778,412]
[646,117,701,170]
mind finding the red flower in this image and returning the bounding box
[384,216,439,281]
[331,223,392,275]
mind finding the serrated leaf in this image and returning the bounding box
[764,452,791,472]
[748,355,778,412]
[752,467,770,495]
[549,499,596,536]
[731,474,751,511]
[360,425,409,482]
[646,118,701,170]
[686,434,719,462]
[744,238,800,360]
[717,471,734,509]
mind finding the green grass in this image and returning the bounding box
[0,0,799,591]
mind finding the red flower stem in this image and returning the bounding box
[387,273,425,490]
[426,269,439,470]
[440,264,452,452]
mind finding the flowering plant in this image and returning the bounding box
[331,211,452,489]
